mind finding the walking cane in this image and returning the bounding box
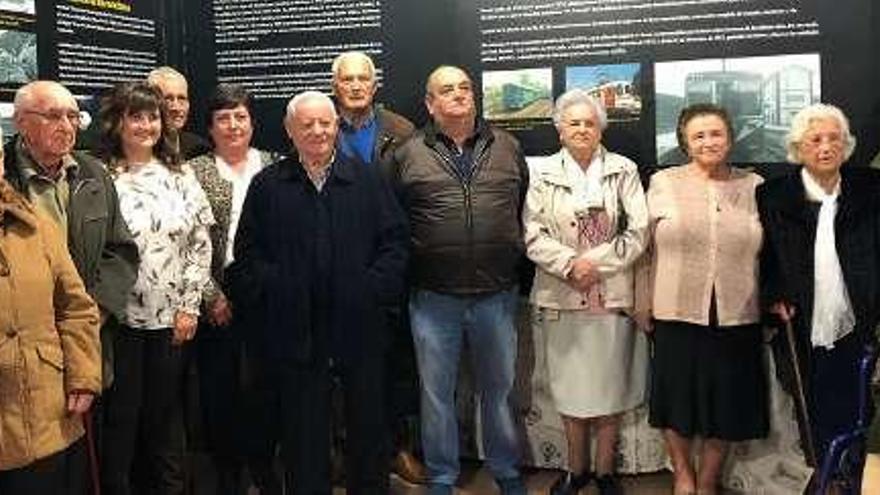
[83,409,101,495]
[782,318,819,468]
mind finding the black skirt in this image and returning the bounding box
[648,319,769,441]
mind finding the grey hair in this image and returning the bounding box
[786,103,856,163]
[285,91,337,121]
[147,66,187,87]
[331,51,376,79]
[12,80,77,121]
[552,88,608,130]
[13,83,34,111]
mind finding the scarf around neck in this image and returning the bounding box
[801,168,854,349]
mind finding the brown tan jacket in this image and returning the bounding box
[0,180,101,470]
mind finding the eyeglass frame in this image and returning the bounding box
[22,109,82,126]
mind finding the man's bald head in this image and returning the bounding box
[13,80,80,169]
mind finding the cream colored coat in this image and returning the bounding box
[0,180,101,470]
[525,148,649,310]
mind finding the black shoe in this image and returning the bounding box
[550,471,592,495]
[595,473,623,495]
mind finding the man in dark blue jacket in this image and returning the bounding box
[331,50,425,484]
[228,90,408,495]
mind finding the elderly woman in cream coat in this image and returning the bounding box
[524,88,649,495]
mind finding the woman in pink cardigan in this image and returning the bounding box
[639,103,769,495]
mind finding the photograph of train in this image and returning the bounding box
[655,53,820,165]
[482,68,553,121]
[0,0,35,15]
[566,63,642,121]
[0,29,36,85]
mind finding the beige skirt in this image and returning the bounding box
[536,308,648,418]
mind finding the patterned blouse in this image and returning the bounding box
[576,209,612,311]
[115,159,214,330]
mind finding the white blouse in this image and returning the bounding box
[214,148,263,267]
[115,160,215,330]
[563,147,604,214]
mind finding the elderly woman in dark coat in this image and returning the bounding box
[758,103,880,485]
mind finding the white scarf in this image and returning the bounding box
[563,147,604,216]
[801,168,855,349]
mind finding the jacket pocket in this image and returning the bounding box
[83,211,108,222]
[603,271,634,310]
[0,334,21,399]
[29,344,67,421]
[72,213,109,291]
[36,344,65,371]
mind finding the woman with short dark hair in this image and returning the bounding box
[639,103,769,495]
[188,83,281,494]
[98,80,214,495]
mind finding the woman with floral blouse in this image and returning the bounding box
[96,81,214,495]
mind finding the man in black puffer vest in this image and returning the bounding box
[389,65,529,495]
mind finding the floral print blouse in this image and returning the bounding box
[115,160,214,330]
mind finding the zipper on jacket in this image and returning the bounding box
[461,138,490,232]
[463,182,473,230]
[430,139,486,289]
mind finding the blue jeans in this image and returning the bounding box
[410,288,521,486]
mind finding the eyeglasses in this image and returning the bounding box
[802,132,844,148]
[24,109,81,126]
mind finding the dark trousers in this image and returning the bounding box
[0,439,87,495]
[810,332,876,464]
[197,323,281,494]
[386,305,421,447]
[197,326,243,492]
[275,353,388,495]
[101,327,187,495]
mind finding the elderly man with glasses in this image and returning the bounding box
[4,80,139,386]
